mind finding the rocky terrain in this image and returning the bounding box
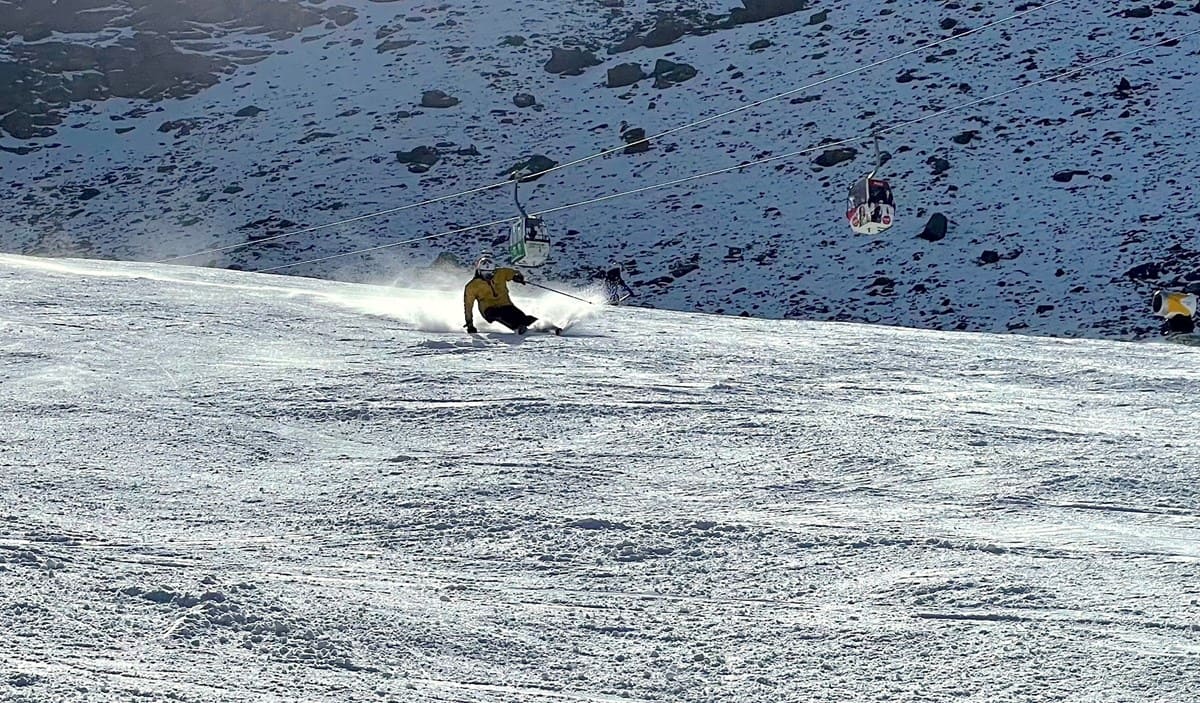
[1,0,1198,338]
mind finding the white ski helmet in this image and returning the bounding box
[475,254,496,277]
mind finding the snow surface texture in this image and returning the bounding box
[1,0,1198,339]
[2,253,1199,702]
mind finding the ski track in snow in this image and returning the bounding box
[1,254,1198,701]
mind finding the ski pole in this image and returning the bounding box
[528,282,594,304]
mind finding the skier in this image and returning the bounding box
[599,266,634,304]
[464,254,538,334]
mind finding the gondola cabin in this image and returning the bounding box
[509,216,551,267]
[846,176,895,235]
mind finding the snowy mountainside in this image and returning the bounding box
[1,0,1199,338]
[2,253,1199,702]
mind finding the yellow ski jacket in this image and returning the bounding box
[464,268,523,324]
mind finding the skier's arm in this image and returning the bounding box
[463,286,476,327]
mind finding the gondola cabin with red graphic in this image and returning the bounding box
[846,134,896,236]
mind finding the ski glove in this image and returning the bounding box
[465,323,477,334]
[512,272,526,284]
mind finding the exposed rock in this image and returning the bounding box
[651,59,697,87]
[749,39,773,50]
[951,130,979,145]
[504,154,558,180]
[1052,169,1088,183]
[395,146,440,167]
[622,127,650,154]
[239,215,299,241]
[1121,5,1152,17]
[808,9,829,25]
[544,47,601,75]
[377,39,416,53]
[731,0,808,24]
[607,63,646,88]
[0,145,41,155]
[420,90,459,108]
[1125,261,1160,280]
[157,118,204,137]
[501,35,526,46]
[234,105,264,118]
[513,93,536,108]
[940,17,958,30]
[671,260,700,278]
[644,18,688,48]
[917,213,949,242]
[79,188,101,201]
[608,32,643,54]
[928,156,951,175]
[297,131,335,144]
[978,249,1022,265]
[0,111,56,140]
[813,148,857,167]
[0,0,354,139]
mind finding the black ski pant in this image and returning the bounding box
[481,304,537,331]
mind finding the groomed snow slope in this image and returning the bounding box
[1,253,1198,702]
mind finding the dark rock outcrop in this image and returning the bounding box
[928,156,951,175]
[1052,169,1089,183]
[1125,261,1160,280]
[395,146,441,168]
[420,90,459,108]
[643,18,688,48]
[917,213,949,242]
[0,0,356,139]
[951,130,979,145]
[503,154,558,180]
[651,59,697,87]
[622,127,650,154]
[731,0,808,25]
[544,47,601,75]
[607,63,646,88]
[814,148,857,167]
